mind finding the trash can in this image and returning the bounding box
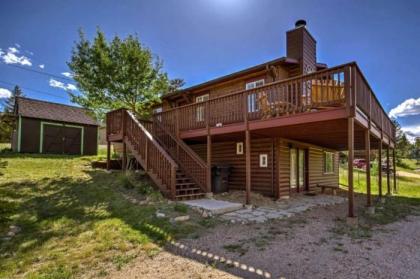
[212,164,232,193]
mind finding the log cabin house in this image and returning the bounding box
[106,20,396,217]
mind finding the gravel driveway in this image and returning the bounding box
[108,196,420,279]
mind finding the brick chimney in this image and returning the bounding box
[286,20,317,75]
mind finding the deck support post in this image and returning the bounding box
[386,145,391,195]
[378,140,383,199]
[122,141,127,172]
[347,117,355,218]
[206,101,212,195]
[393,148,397,193]
[365,129,371,207]
[206,134,212,194]
[106,140,111,171]
[245,129,251,205]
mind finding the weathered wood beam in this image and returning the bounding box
[386,146,391,195]
[106,141,111,171]
[245,129,251,205]
[207,134,212,193]
[378,140,383,198]
[122,141,127,172]
[348,117,355,217]
[365,129,371,207]
[393,148,397,193]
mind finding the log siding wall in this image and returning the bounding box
[189,137,339,198]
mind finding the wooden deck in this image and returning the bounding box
[154,62,395,148]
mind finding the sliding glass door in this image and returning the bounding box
[290,148,308,192]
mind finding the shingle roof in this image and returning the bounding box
[15,97,98,126]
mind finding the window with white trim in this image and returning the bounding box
[236,142,243,155]
[195,94,209,122]
[259,154,268,168]
[246,79,264,113]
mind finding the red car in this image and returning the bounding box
[353,159,367,169]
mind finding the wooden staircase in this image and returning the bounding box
[107,109,208,200]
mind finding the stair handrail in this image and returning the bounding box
[151,116,208,192]
[153,118,207,168]
[126,110,178,168]
[123,110,178,198]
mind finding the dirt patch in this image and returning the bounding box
[109,195,420,279]
[397,171,420,179]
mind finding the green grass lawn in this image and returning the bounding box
[0,149,214,278]
[339,161,420,198]
[339,161,420,227]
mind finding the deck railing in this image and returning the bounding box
[156,62,395,141]
[107,109,178,198]
[151,117,207,192]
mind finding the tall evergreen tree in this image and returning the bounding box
[0,85,24,142]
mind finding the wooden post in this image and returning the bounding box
[245,129,251,205]
[393,148,397,193]
[122,141,127,172]
[386,145,391,195]
[378,140,383,198]
[365,129,371,207]
[207,134,212,194]
[347,117,355,217]
[145,139,148,171]
[106,141,111,170]
[206,101,212,194]
[243,92,251,205]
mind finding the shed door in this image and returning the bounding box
[43,125,63,154]
[63,126,82,155]
[43,124,82,155]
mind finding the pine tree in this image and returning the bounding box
[0,85,24,142]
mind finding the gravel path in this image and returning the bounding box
[108,197,420,279]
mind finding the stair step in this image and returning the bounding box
[175,192,206,201]
[176,182,196,188]
[176,188,201,195]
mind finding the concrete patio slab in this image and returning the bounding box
[221,194,346,224]
[182,199,243,215]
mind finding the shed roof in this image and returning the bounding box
[15,97,99,126]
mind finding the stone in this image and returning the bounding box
[346,216,359,227]
[156,212,166,218]
[205,192,214,199]
[174,215,190,222]
[244,204,253,210]
[182,199,242,215]
[366,206,375,215]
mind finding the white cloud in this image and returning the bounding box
[8,47,19,54]
[401,125,420,143]
[15,43,21,48]
[61,72,73,78]
[389,97,420,118]
[66,84,77,91]
[0,46,32,66]
[49,78,77,91]
[39,64,45,69]
[0,88,12,98]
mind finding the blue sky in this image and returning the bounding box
[0,0,419,140]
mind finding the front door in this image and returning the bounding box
[290,148,308,192]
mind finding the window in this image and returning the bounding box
[324,151,334,174]
[196,94,209,122]
[236,142,243,155]
[290,148,297,188]
[259,154,268,168]
[246,79,264,113]
[153,107,162,114]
